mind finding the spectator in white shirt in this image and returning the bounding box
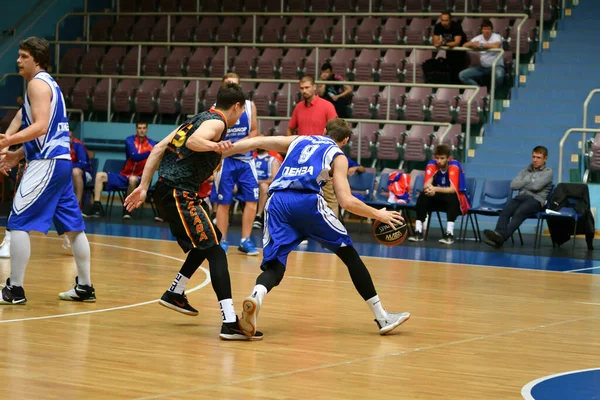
[459,20,505,87]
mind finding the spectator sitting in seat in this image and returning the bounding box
[317,62,353,119]
[347,156,365,176]
[484,146,553,248]
[433,11,467,84]
[87,121,156,219]
[408,144,470,245]
[459,19,504,88]
[69,129,92,209]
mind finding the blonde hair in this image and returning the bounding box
[221,73,240,85]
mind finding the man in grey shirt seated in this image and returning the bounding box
[484,146,553,248]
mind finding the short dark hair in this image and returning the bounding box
[440,11,452,19]
[320,62,333,72]
[481,19,493,29]
[136,121,148,128]
[19,37,50,70]
[300,75,315,85]
[532,146,548,158]
[215,82,246,110]
[326,118,352,143]
[434,144,451,157]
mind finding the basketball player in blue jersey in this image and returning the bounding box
[210,73,260,255]
[0,37,95,305]
[223,119,411,337]
[252,146,281,229]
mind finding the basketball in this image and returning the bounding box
[372,220,408,246]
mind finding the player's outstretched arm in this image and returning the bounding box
[332,155,404,226]
[223,135,297,157]
[186,120,232,152]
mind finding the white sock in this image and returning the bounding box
[415,220,423,233]
[251,284,268,306]
[241,237,249,243]
[366,295,387,321]
[446,221,455,235]
[9,230,30,287]
[219,299,237,323]
[71,231,92,286]
[169,273,189,294]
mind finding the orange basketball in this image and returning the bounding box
[372,219,408,246]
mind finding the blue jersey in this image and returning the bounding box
[22,71,70,162]
[223,99,253,161]
[254,153,276,181]
[432,168,450,187]
[269,135,343,194]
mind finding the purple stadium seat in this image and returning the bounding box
[377,124,405,162]
[261,17,286,43]
[307,17,334,44]
[287,0,308,11]
[275,84,299,117]
[80,47,105,74]
[380,17,406,45]
[172,17,197,42]
[92,78,117,113]
[351,86,379,119]
[135,80,161,115]
[208,47,228,78]
[158,0,178,11]
[187,48,213,77]
[179,0,199,11]
[457,87,488,124]
[404,50,432,83]
[378,49,405,82]
[112,79,139,114]
[245,0,265,11]
[222,0,242,12]
[143,47,168,76]
[122,47,148,76]
[137,0,157,12]
[328,49,356,78]
[151,16,169,42]
[304,48,331,77]
[311,0,333,11]
[461,17,483,40]
[101,47,126,75]
[57,78,77,100]
[380,0,403,12]
[505,0,525,12]
[256,48,284,79]
[232,48,259,78]
[164,47,190,77]
[60,47,85,74]
[253,82,279,116]
[158,80,185,115]
[239,17,266,43]
[70,78,96,111]
[180,81,209,115]
[273,120,290,136]
[351,124,378,159]
[202,1,222,11]
[403,126,434,162]
[354,49,381,82]
[119,0,136,12]
[429,0,451,11]
[90,17,113,41]
[405,0,427,11]
[194,17,220,42]
[355,17,382,44]
[377,86,405,119]
[330,17,358,44]
[280,48,307,79]
[430,88,459,123]
[402,87,432,121]
[432,124,462,149]
[478,0,502,12]
[404,17,432,45]
[355,0,374,11]
[335,0,358,12]
[283,17,310,44]
[490,18,510,40]
[216,17,243,43]
[508,18,537,54]
[131,16,155,42]
[258,119,275,136]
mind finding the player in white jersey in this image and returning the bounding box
[0,37,95,305]
[222,119,411,337]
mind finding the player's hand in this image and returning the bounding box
[375,208,404,227]
[0,134,9,150]
[215,140,234,153]
[124,186,147,211]
[0,150,20,175]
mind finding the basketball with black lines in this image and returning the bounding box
[372,220,408,246]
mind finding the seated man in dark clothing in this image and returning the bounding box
[317,62,353,118]
[484,146,553,248]
[433,11,466,84]
[408,144,471,245]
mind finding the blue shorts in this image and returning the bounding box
[262,191,353,268]
[210,157,258,205]
[107,172,138,189]
[8,159,85,235]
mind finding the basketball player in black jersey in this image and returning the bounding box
[124,83,261,340]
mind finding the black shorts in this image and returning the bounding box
[154,181,222,252]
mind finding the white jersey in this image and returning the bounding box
[22,71,70,161]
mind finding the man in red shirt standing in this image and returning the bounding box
[87,121,156,219]
[286,75,339,216]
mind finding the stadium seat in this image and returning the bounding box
[402,87,432,121]
[430,88,459,123]
[158,80,185,116]
[256,48,284,79]
[134,80,161,116]
[350,86,380,119]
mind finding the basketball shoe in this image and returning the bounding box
[238,295,260,337]
[238,238,259,256]
[375,311,411,335]
[58,277,96,302]
[0,278,26,305]
[220,317,263,341]
[159,290,198,316]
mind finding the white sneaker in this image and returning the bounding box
[61,235,72,250]
[0,240,10,258]
[375,311,411,335]
[239,295,260,337]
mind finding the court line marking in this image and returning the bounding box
[576,302,600,306]
[0,240,211,324]
[521,367,600,400]
[30,230,598,276]
[134,315,600,400]
[564,265,600,273]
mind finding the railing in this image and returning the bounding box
[55,11,527,86]
[558,128,600,183]
[0,105,84,123]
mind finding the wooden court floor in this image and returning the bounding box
[0,231,599,399]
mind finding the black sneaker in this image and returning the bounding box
[0,278,27,305]
[483,229,504,248]
[58,277,96,302]
[84,202,104,218]
[439,232,454,245]
[122,209,132,220]
[219,318,264,341]
[159,290,199,316]
[408,231,424,242]
[252,215,263,229]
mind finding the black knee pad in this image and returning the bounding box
[261,260,286,287]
